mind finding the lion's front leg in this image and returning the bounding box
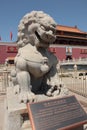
[45,66,59,96]
[46,77,68,97]
[46,65,67,97]
[17,71,36,103]
[13,57,36,103]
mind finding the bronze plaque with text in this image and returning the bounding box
[27,95,87,130]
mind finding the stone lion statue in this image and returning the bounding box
[11,11,68,103]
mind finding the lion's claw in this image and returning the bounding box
[19,92,37,103]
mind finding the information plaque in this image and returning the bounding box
[27,95,87,130]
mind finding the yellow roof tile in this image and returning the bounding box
[56,25,87,34]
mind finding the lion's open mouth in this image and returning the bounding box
[35,31,55,46]
[35,31,50,45]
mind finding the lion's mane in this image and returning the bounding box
[17,11,57,47]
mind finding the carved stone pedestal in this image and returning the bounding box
[3,87,30,130]
[3,87,50,130]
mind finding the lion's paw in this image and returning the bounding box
[19,91,37,103]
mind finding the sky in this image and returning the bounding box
[0,0,87,42]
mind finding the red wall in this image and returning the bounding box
[50,47,66,61]
[50,46,87,61]
[0,44,87,64]
[0,45,17,64]
[55,47,66,60]
[72,48,87,59]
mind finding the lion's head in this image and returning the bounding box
[17,11,57,48]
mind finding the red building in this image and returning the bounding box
[50,25,87,61]
[0,24,87,64]
[0,42,17,64]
